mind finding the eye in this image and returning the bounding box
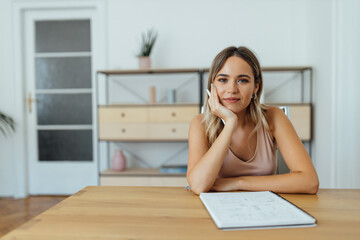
[237,79,249,84]
[218,78,227,83]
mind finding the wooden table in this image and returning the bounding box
[2,187,360,240]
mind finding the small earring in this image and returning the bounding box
[252,93,257,100]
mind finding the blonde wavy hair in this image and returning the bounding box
[203,46,270,147]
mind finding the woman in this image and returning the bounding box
[186,46,319,195]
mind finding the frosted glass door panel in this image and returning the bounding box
[26,9,99,195]
[38,130,92,161]
[35,20,91,53]
[36,57,91,89]
[36,94,92,125]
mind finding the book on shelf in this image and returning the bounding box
[159,165,187,173]
[200,191,317,230]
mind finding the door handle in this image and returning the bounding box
[28,93,38,113]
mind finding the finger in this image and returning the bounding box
[211,84,216,100]
[210,86,216,108]
[212,86,221,105]
[209,86,216,108]
[212,84,217,98]
[208,98,214,111]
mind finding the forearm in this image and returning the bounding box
[237,172,319,194]
[187,122,236,194]
[213,172,319,194]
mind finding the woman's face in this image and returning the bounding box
[213,56,259,114]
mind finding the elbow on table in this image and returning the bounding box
[310,180,320,194]
[305,177,320,194]
[190,186,210,196]
[186,176,211,195]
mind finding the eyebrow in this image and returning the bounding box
[216,73,251,79]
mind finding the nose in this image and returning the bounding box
[227,80,239,93]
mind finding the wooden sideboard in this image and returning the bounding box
[98,104,199,141]
[274,103,311,141]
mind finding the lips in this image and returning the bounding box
[223,97,240,103]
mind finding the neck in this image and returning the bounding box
[236,110,248,128]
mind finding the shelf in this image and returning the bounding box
[98,103,199,108]
[97,68,202,75]
[101,168,186,177]
[99,139,189,142]
[100,168,188,187]
[267,102,312,106]
[260,66,312,72]
[97,66,312,75]
[204,66,312,72]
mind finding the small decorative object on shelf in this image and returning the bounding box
[159,165,187,174]
[167,89,176,104]
[111,150,127,171]
[138,56,151,69]
[149,86,156,104]
[137,29,158,69]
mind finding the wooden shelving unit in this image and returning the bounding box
[96,68,204,186]
[96,67,313,186]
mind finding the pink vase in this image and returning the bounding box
[111,150,126,171]
[138,56,151,69]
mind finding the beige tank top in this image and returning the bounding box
[218,124,277,178]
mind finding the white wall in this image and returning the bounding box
[1,0,359,197]
[108,0,310,69]
[331,0,360,188]
[0,0,16,196]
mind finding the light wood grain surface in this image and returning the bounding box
[2,187,359,240]
[98,105,199,141]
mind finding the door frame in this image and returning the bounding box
[12,0,106,198]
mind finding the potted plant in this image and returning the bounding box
[137,29,158,69]
[0,111,15,136]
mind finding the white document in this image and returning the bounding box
[200,191,316,230]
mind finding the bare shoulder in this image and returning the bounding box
[265,105,297,140]
[266,106,285,119]
[189,113,207,142]
[265,106,286,130]
[190,113,205,128]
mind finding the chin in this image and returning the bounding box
[226,106,241,114]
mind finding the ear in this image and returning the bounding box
[253,82,259,95]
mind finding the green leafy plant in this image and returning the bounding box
[137,29,158,57]
[0,111,15,136]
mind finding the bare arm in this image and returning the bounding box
[212,107,319,194]
[186,114,237,195]
[186,85,238,195]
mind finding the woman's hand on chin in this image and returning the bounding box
[209,85,238,125]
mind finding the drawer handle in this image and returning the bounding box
[121,128,126,133]
[171,112,176,117]
[121,113,126,118]
[171,128,177,133]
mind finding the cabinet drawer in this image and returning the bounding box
[289,105,311,141]
[149,123,190,140]
[99,123,148,140]
[99,107,148,123]
[149,106,199,123]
